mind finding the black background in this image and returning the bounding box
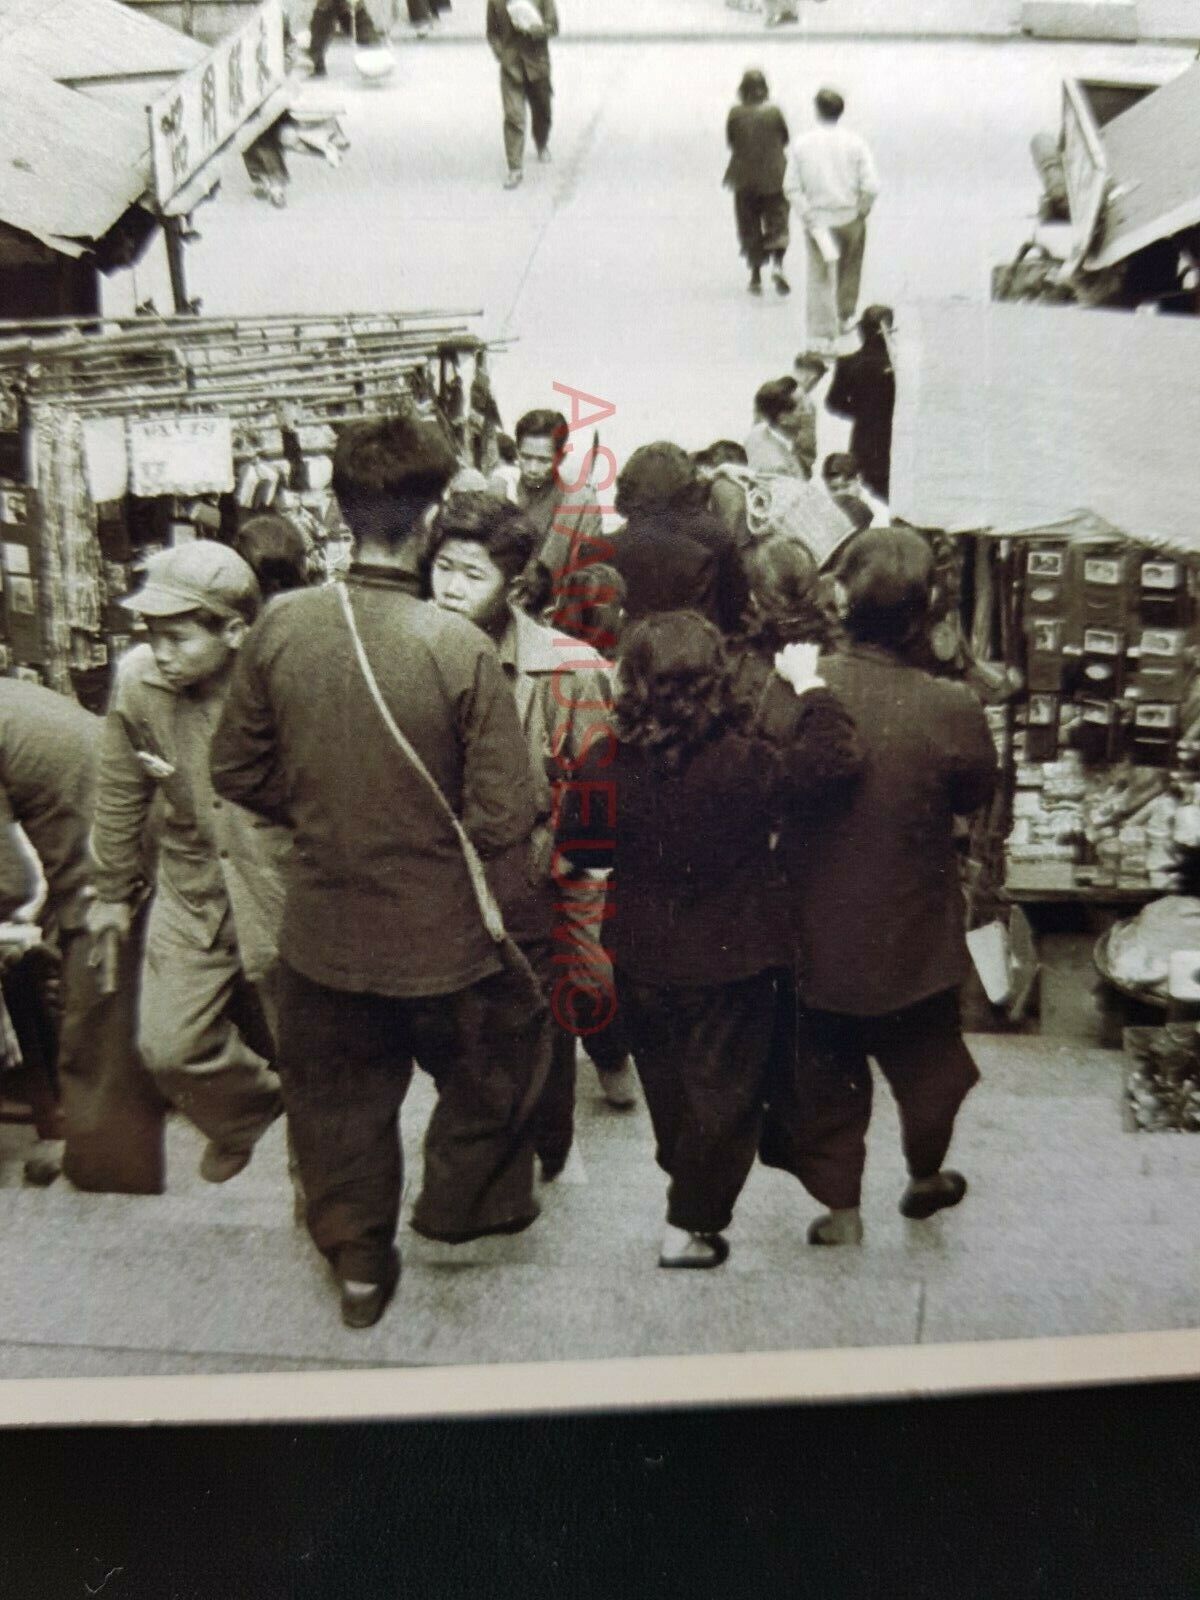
[3,1376,1199,1597]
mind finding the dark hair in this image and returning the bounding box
[754,376,800,426]
[549,561,627,652]
[615,611,741,772]
[815,87,845,120]
[837,527,934,652]
[614,441,696,516]
[427,489,539,585]
[235,514,311,601]
[496,432,518,465]
[743,536,842,655]
[822,452,860,483]
[858,304,895,345]
[738,69,769,104]
[332,415,458,546]
[515,409,570,454]
[692,439,748,470]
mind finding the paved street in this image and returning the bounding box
[109,36,1193,465]
[5,33,1196,1388]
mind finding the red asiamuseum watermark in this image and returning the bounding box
[543,381,622,1038]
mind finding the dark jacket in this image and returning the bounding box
[486,0,558,79]
[757,644,996,1015]
[0,681,99,930]
[825,343,895,501]
[210,569,539,1000]
[724,102,790,196]
[612,507,748,636]
[558,732,788,986]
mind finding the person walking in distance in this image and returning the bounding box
[487,0,559,190]
[724,70,791,299]
[825,305,896,502]
[786,88,880,358]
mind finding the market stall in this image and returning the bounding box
[995,61,1200,311]
[889,301,1200,1034]
[0,0,292,318]
[0,309,502,704]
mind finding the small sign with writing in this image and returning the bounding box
[128,416,235,498]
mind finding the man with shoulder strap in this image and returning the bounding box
[211,415,544,1330]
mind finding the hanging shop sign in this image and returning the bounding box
[148,0,287,208]
[128,416,235,498]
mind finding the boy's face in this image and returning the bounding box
[146,614,241,689]
[516,433,558,492]
[430,539,510,633]
[826,466,860,496]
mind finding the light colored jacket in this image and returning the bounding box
[92,644,288,982]
[498,605,613,885]
[787,124,880,229]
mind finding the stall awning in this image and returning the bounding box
[891,301,1200,550]
[1089,62,1200,271]
[0,0,204,85]
[0,61,153,256]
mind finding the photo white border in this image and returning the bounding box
[1,1329,1199,1428]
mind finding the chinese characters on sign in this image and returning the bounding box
[149,0,287,206]
[128,417,235,498]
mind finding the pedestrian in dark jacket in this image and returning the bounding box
[825,304,896,501]
[756,528,997,1245]
[559,611,853,1269]
[724,70,791,297]
[486,0,559,188]
[211,415,544,1331]
[611,442,749,636]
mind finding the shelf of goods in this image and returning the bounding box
[967,515,1200,907]
[0,310,504,704]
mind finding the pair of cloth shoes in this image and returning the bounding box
[339,1248,401,1330]
[807,1172,969,1244]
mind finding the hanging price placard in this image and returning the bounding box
[128,416,234,498]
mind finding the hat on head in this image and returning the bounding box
[122,541,260,621]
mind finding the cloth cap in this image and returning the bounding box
[122,541,259,620]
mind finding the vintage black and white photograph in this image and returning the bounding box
[1,0,1200,1414]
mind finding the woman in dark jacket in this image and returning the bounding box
[757,528,997,1245]
[612,442,749,636]
[724,69,791,297]
[825,304,896,501]
[559,611,854,1269]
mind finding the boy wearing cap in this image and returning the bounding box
[87,542,287,1184]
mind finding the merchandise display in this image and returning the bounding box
[0,311,502,701]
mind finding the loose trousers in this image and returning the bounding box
[59,913,169,1195]
[734,190,790,270]
[309,0,379,68]
[761,984,980,1211]
[803,217,867,348]
[277,960,545,1285]
[617,968,778,1235]
[137,895,281,1153]
[501,65,552,172]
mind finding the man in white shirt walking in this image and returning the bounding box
[787,88,880,357]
